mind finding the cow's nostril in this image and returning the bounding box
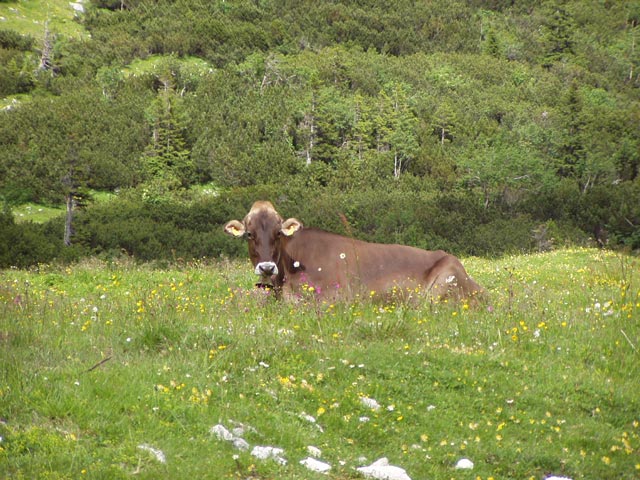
[255,261,278,276]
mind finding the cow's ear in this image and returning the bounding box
[224,220,246,238]
[281,218,302,237]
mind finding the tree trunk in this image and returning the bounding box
[305,95,316,166]
[64,193,75,247]
[38,21,54,73]
[394,152,401,178]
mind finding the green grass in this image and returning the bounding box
[11,202,64,223]
[122,55,213,78]
[1,249,639,479]
[0,0,88,41]
[11,191,116,224]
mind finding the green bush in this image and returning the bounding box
[2,178,636,269]
[0,211,62,268]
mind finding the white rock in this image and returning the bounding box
[357,457,412,480]
[300,457,331,474]
[232,437,250,451]
[361,397,382,411]
[307,445,322,457]
[137,444,166,464]
[300,412,324,431]
[300,412,317,423]
[69,2,84,13]
[251,445,287,465]
[210,424,234,441]
[210,424,250,451]
[455,458,474,469]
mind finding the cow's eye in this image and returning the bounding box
[246,232,253,240]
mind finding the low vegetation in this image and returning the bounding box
[1,1,639,262]
[1,249,638,479]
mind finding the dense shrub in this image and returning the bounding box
[0,212,63,268]
[2,177,636,269]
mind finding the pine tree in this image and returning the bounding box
[140,60,193,195]
[541,2,575,68]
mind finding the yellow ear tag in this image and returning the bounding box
[229,226,244,237]
[224,220,246,238]
[282,225,296,236]
[281,219,301,237]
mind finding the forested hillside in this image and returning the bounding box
[1,0,639,266]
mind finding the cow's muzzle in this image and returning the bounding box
[255,261,278,277]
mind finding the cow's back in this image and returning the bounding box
[280,228,468,299]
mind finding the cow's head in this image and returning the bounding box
[224,201,302,284]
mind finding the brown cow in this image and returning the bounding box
[224,201,483,302]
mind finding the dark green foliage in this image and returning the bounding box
[71,194,252,262]
[0,30,36,97]
[0,211,67,268]
[0,30,34,51]
[0,0,639,265]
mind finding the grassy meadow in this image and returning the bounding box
[0,0,88,41]
[0,248,639,479]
